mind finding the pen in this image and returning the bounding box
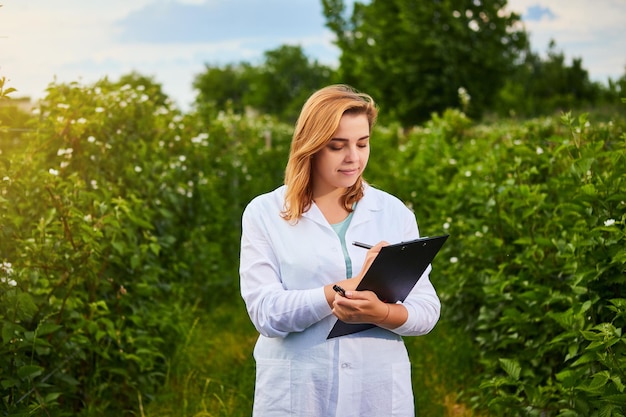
[332,284,346,297]
[352,241,373,249]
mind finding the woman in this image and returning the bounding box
[239,85,440,416]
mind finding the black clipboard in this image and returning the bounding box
[327,234,449,339]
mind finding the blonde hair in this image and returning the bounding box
[282,84,378,221]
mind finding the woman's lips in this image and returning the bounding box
[339,168,359,175]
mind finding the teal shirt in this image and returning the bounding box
[330,211,355,278]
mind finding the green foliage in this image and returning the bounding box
[366,108,626,416]
[193,45,335,124]
[0,76,17,99]
[322,0,528,125]
[143,298,257,417]
[496,40,603,118]
[192,62,253,116]
[0,76,292,415]
[2,69,625,416]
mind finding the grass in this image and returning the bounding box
[145,294,486,417]
[144,296,257,417]
[408,320,484,416]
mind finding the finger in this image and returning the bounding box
[343,290,364,300]
[370,241,389,250]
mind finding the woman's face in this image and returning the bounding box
[311,113,370,197]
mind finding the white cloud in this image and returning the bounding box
[507,0,626,81]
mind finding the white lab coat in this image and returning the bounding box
[240,184,441,417]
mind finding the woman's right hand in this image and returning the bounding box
[324,241,388,307]
[354,241,388,281]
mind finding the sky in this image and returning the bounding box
[2,0,625,111]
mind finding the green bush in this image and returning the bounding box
[0,79,291,416]
[367,110,626,416]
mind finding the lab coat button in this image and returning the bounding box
[341,362,351,369]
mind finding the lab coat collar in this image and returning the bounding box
[300,183,381,228]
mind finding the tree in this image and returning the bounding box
[495,40,600,117]
[115,72,170,107]
[245,45,336,123]
[192,63,253,116]
[322,0,528,125]
[192,45,335,123]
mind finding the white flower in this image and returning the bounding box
[90,180,98,189]
[95,107,105,113]
[443,222,450,230]
[84,214,92,222]
[134,166,142,173]
[2,176,9,181]
[1,261,13,275]
[49,168,59,176]
[57,103,70,110]
[87,136,96,143]
[77,118,87,124]
[536,147,544,155]
[1,277,17,286]
[450,257,459,264]
[57,148,73,156]
[449,158,457,165]
[464,170,472,177]
[604,219,616,227]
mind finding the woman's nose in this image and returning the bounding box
[345,146,359,162]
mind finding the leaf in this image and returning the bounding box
[498,358,521,380]
[16,292,37,321]
[1,322,26,343]
[17,365,44,380]
[603,393,626,406]
[579,371,610,394]
[572,352,598,367]
[111,241,127,254]
[1,378,20,389]
[36,323,62,336]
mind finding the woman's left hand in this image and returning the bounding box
[332,290,389,325]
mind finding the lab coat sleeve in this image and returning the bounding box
[388,207,441,336]
[239,202,333,338]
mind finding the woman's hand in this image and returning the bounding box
[354,241,388,281]
[332,289,390,325]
